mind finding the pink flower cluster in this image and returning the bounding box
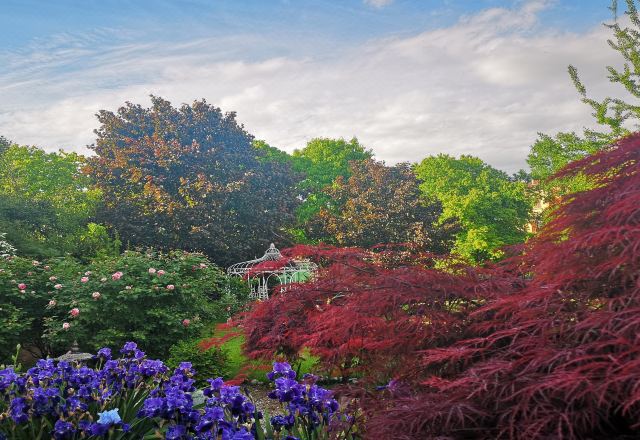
[112,271,123,281]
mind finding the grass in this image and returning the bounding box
[203,323,319,383]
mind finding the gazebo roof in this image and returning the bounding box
[227,243,317,277]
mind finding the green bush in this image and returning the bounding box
[167,339,230,386]
[0,256,82,361]
[0,250,249,361]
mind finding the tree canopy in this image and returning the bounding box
[290,138,372,239]
[86,96,299,266]
[415,154,530,263]
[307,159,457,252]
[527,0,640,195]
[0,145,101,257]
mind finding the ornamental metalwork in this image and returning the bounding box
[227,243,317,300]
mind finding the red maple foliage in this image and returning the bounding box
[240,134,640,439]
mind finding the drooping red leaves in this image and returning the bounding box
[240,135,640,438]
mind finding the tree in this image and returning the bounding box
[0,135,10,155]
[307,159,457,252]
[290,138,373,241]
[241,133,640,439]
[86,96,299,266]
[371,132,640,440]
[526,0,639,195]
[414,154,530,263]
[0,145,102,257]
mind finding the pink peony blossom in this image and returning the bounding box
[148,268,157,274]
[44,265,50,271]
[84,271,92,276]
[48,299,57,307]
[17,283,26,290]
[166,284,175,290]
[62,322,70,330]
[112,271,123,280]
[27,271,33,276]
[157,270,165,276]
[54,284,63,290]
[92,291,101,300]
[199,263,207,269]
[49,276,57,282]
[81,276,89,283]
[182,319,191,327]
[70,308,80,317]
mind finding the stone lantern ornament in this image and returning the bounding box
[55,340,93,363]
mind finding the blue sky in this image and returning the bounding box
[0,0,620,171]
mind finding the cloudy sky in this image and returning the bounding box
[0,0,623,172]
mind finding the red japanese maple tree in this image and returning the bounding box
[240,134,640,439]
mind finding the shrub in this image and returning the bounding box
[43,249,248,358]
[0,249,248,361]
[0,256,82,361]
[167,339,230,386]
[240,134,640,439]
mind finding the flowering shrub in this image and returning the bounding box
[0,343,356,439]
[0,232,15,258]
[0,250,248,361]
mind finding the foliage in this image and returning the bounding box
[240,244,485,382]
[526,1,638,198]
[290,138,373,242]
[0,250,247,361]
[0,144,116,260]
[0,232,16,257]
[569,0,640,137]
[167,339,230,387]
[0,145,98,224]
[87,96,299,267]
[378,132,640,439]
[0,135,10,155]
[0,256,81,362]
[414,154,530,263]
[43,250,246,358]
[242,133,640,438]
[307,159,457,252]
[0,343,353,440]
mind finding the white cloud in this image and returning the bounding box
[0,1,620,172]
[364,0,394,8]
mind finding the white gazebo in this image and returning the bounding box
[227,243,317,300]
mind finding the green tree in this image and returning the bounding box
[527,0,639,193]
[569,0,640,137]
[87,96,299,266]
[308,159,457,252]
[0,145,102,257]
[290,137,373,241]
[415,154,530,263]
[0,135,10,155]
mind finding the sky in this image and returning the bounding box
[0,0,623,172]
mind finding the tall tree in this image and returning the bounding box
[0,145,101,257]
[290,137,373,241]
[0,135,10,155]
[527,0,639,195]
[86,96,299,266]
[308,159,457,252]
[415,154,530,263]
[242,133,640,439]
